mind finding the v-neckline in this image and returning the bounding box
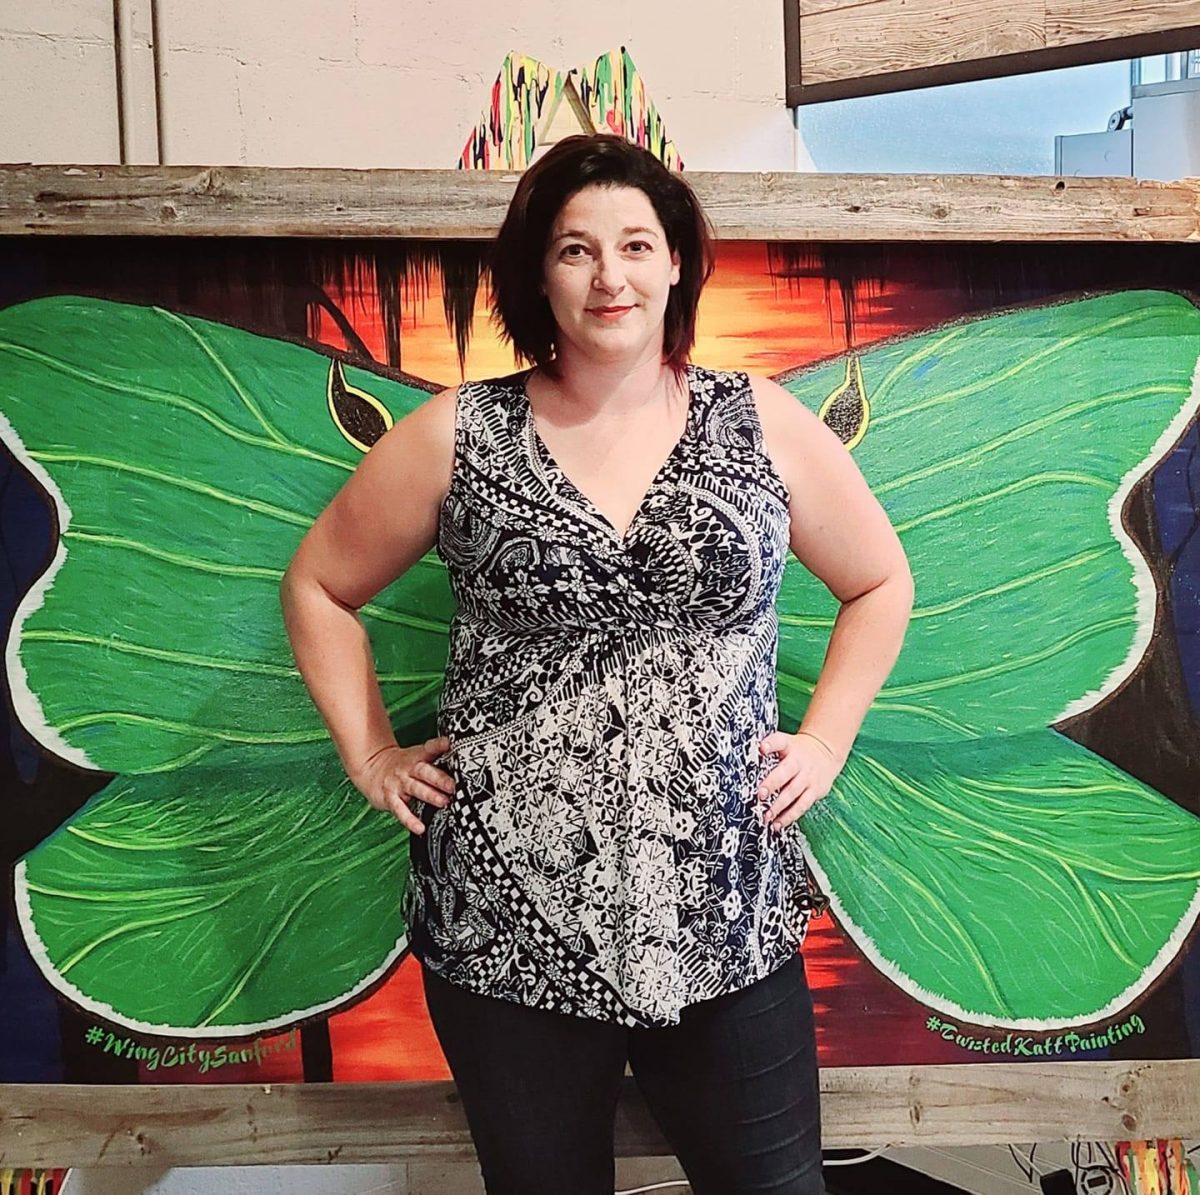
[520,364,696,548]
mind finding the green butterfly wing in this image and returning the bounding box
[15,756,409,1034]
[799,730,1200,1026]
[2,295,447,1032]
[7,288,1200,1034]
[2,296,449,773]
[778,289,1200,1025]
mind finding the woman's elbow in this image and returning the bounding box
[279,541,320,618]
[888,553,916,617]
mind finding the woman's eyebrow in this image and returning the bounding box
[551,226,660,242]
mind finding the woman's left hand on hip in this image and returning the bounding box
[755,731,844,831]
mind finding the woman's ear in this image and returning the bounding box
[670,250,681,287]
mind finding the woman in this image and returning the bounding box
[281,134,913,1195]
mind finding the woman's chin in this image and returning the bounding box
[573,327,656,357]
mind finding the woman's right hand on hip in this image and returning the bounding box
[349,736,455,835]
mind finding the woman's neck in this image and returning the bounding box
[533,346,677,418]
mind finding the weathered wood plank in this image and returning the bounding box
[2,1062,1197,1168]
[800,0,1046,71]
[0,166,516,240]
[1050,0,1200,44]
[787,0,1200,103]
[798,0,1199,45]
[2,165,1199,241]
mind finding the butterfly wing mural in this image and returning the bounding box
[1,296,451,1034]
[2,287,1199,1040]
[778,289,1200,1026]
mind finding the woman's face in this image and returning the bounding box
[540,183,681,366]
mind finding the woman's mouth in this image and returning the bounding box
[589,305,634,319]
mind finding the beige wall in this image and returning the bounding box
[0,0,120,162]
[0,0,806,169]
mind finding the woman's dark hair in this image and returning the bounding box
[489,134,715,377]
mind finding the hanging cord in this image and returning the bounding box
[616,1182,689,1193]
[823,1145,894,1166]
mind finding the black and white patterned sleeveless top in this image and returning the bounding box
[404,363,819,1028]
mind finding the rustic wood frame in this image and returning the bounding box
[1,1061,1198,1167]
[1,164,1200,241]
[1,164,1198,1166]
[783,0,1200,106]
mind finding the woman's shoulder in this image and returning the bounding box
[686,360,749,385]
[441,369,532,421]
[739,370,862,493]
[691,362,842,461]
[457,367,532,395]
[411,369,534,463]
[687,362,785,418]
[699,366,813,427]
[688,361,783,403]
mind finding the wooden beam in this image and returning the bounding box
[2,165,1200,241]
[786,0,1200,105]
[2,1062,1198,1168]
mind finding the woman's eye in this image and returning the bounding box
[561,244,588,258]
[627,241,651,253]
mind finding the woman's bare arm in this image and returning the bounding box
[750,373,914,826]
[280,385,458,830]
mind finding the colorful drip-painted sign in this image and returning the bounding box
[2,237,1199,1085]
[460,47,682,170]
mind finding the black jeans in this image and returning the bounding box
[421,951,826,1194]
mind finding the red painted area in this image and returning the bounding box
[805,915,972,1066]
[330,953,449,1081]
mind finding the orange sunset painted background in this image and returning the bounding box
[310,242,963,384]
[201,239,976,1085]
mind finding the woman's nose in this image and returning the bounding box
[592,253,625,295]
